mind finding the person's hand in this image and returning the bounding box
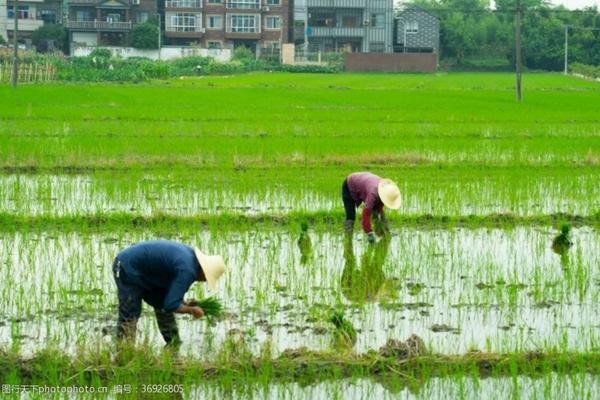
[190,306,204,319]
[367,232,376,244]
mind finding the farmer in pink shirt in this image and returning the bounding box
[342,172,401,243]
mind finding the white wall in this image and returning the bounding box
[72,32,98,47]
[72,45,232,62]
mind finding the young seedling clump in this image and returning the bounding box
[329,311,357,349]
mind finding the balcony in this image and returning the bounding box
[6,18,44,31]
[68,0,102,4]
[165,26,206,36]
[165,0,202,9]
[67,20,133,30]
[309,26,364,37]
[306,0,366,8]
[69,0,133,5]
[225,0,259,9]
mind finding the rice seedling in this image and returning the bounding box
[187,297,225,322]
[329,311,357,350]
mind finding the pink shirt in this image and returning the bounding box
[347,172,384,233]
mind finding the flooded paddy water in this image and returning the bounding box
[14,373,600,399]
[1,227,599,357]
[0,173,599,216]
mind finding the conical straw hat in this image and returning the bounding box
[194,248,226,291]
[377,179,401,210]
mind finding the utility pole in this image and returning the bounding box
[12,0,18,88]
[563,25,568,75]
[157,13,161,60]
[515,0,522,101]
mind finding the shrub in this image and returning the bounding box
[570,63,600,79]
[31,24,68,53]
[232,46,255,62]
[168,56,214,76]
[131,22,159,50]
[0,34,7,46]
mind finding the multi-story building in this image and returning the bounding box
[293,0,394,53]
[163,0,290,54]
[67,0,157,47]
[2,0,62,41]
[395,6,439,55]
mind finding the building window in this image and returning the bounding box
[208,41,222,49]
[341,16,358,28]
[229,14,258,33]
[75,10,93,21]
[138,11,149,23]
[207,15,222,28]
[265,16,279,29]
[405,21,418,34]
[207,0,221,3]
[8,5,30,19]
[262,41,279,55]
[227,0,259,8]
[166,0,202,7]
[106,13,122,23]
[171,13,197,32]
[369,42,384,52]
[370,13,384,28]
[266,0,280,5]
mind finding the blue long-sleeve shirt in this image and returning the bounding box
[116,240,200,312]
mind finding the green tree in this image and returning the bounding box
[0,34,7,46]
[131,21,159,49]
[31,24,68,53]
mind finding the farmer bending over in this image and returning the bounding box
[112,240,226,347]
[342,172,401,243]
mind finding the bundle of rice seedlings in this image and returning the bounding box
[187,297,224,321]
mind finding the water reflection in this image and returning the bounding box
[297,222,313,265]
[341,235,396,304]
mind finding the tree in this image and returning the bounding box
[0,34,7,46]
[31,24,68,53]
[131,21,159,49]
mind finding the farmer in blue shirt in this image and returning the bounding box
[112,240,226,346]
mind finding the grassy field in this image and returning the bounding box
[0,72,599,398]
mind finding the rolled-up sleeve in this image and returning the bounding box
[162,270,196,312]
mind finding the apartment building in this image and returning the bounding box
[2,0,61,41]
[67,0,157,47]
[163,0,290,53]
[293,0,394,53]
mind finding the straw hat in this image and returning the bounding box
[377,179,401,210]
[194,248,226,291]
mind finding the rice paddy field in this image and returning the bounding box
[0,72,599,398]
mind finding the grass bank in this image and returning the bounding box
[3,346,600,388]
[0,211,598,233]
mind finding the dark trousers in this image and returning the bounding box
[112,259,181,346]
[342,179,357,221]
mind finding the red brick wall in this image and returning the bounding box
[345,53,437,73]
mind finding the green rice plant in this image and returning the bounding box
[188,297,224,322]
[329,311,357,350]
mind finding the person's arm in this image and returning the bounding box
[163,270,197,314]
[176,303,204,318]
[361,207,373,234]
